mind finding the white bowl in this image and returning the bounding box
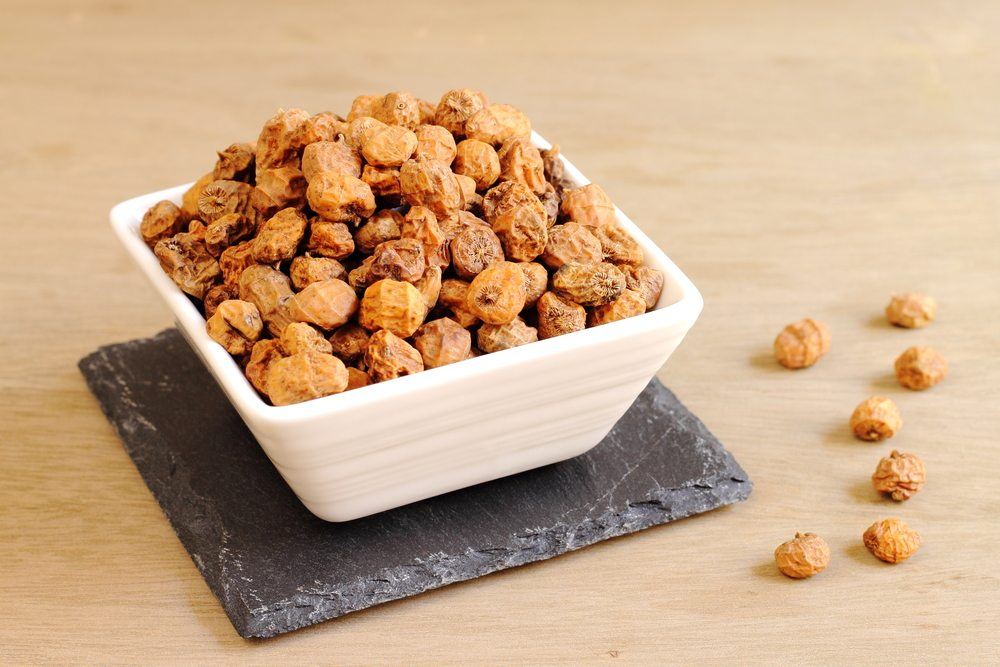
[110,132,703,522]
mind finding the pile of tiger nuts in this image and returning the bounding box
[771,292,943,578]
[142,90,664,406]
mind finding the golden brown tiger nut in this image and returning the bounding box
[279,322,333,356]
[536,291,586,339]
[301,139,362,181]
[886,293,936,329]
[295,111,348,146]
[372,91,421,130]
[288,279,358,330]
[364,329,424,382]
[348,256,376,290]
[434,88,489,136]
[181,172,215,221]
[482,181,537,223]
[497,137,546,194]
[253,166,307,213]
[328,323,370,365]
[245,339,284,396]
[400,158,464,217]
[361,124,418,167]
[218,241,256,286]
[774,533,830,579]
[453,140,501,191]
[355,210,403,254]
[540,144,564,186]
[552,262,626,307]
[369,238,426,283]
[345,116,385,150]
[345,367,371,390]
[477,317,538,353]
[539,182,560,226]
[289,255,347,290]
[491,197,549,262]
[418,98,436,125]
[361,166,402,201]
[204,213,253,257]
[466,261,526,325]
[306,171,376,222]
[203,283,239,319]
[541,223,603,269]
[517,262,548,308]
[402,206,449,269]
[625,266,665,310]
[237,265,295,336]
[413,317,472,369]
[265,350,349,406]
[451,226,504,278]
[307,220,356,260]
[588,289,646,327]
[439,209,489,241]
[456,174,482,212]
[154,232,221,300]
[872,450,926,501]
[415,266,442,309]
[560,183,616,228]
[185,219,208,242]
[347,95,381,122]
[251,208,308,263]
[413,124,457,164]
[255,108,310,169]
[593,224,643,266]
[205,299,263,356]
[438,279,480,328]
[140,200,185,247]
[863,518,922,563]
[894,346,948,390]
[198,180,253,223]
[850,396,902,442]
[214,142,256,182]
[465,103,531,146]
[773,318,831,369]
[359,279,428,337]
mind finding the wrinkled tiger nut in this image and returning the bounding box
[536,291,586,339]
[198,180,253,223]
[400,158,464,218]
[413,317,472,369]
[203,283,238,319]
[288,278,358,330]
[625,266,665,310]
[491,197,548,262]
[289,255,347,290]
[439,209,489,241]
[140,200,185,247]
[345,116,386,150]
[773,318,831,369]
[465,261,526,325]
[237,265,295,336]
[245,339,284,396]
[560,183,616,227]
[306,171,376,222]
[328,322,370,364]
[415,266,443,309]
[465,103,531,146]
[872,450,926,501]
[477,316,538,353]
[587,289,646,327]
[434,88,489,136]
[154,232,221,300]
[413,124,457,164]
[279,321,333,356]
[886,293,936,329]
[204,213,253,257]
[307,220,356,259]
[517,261,548,308]
[451,225,504,278]
[552,261,626,307]
[894,346,947,390]
[774,533,830,579]
[218,240,256,286]
[402,206,449,269]
[482,181,538,224]
[454,139,501,191]
[252,208,308,263]
[850,396,902,442]
[361,124,418,167]
[295,111,348,146]
[863,518,921,564]
[497,137,546,195]
[364,329,424,382]
[214,142,256,182]
[266,350,348,406]
[253,166,307,213]
[361,165,402,201]
[359,279,428,337]
[438,279,480,328]
[541,222,603,269]
[345,367,371,390]
[355,210,403,253]
[593,224,643,266]
[301,139,362,182]
[205,299,263,356]
[372,91,421,130]
[540,144,564,186]
[455,174,481,211]
[255,108,310,169]
[369,238,426,283]
[539,182,559,227]
[347,256,376,290]
[347,95,381,122]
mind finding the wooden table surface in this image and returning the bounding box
[3,0,999,663]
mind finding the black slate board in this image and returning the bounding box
[79,329,751,639]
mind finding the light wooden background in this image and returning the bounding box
[2,0,999,663]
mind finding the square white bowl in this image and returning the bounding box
[110,131,703,522]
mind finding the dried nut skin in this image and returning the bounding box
[453,140,501,190]
[359,279,428,338]
[214,142,255,182]
[774,533,830,579]
[369,238,426,283]
[203,283,238,319]
[255,108,310,169]
[588,289,647,327]
[253,166,307,213]
[355,210,403,254]
[465,103,531,146]
[541,222,603,269]
[536,291,586,339]
[434,88,489,136]
[438,279,480,328]
[491,197,549,262]
[886,293,937,328]
[773,318,831,369]
[237,265,296,337]
[288,279,358,330]
[364,329,424,382]
[301,139,361,181]
[251,208,308,263]
[307,220,356,260]
[477,317,538,353]
[593,224,643,266]
[451,226,505,279]
[894,346,947,390]
[413,124,457,164]
[361,124,418,167]
[205,299,263,355]
[347,95,381,122]
[154,232,221,300]
[245,339,284,396]
[279,322,333,356]
[517,261,548,308]
[289,255,346,290]
[466,261,526,325]
[863,518,922,563]
[265,350,348,406]
[497,137,546,194]
[402,206,449,269]
[328,323,370,364]
[140,200,185,247]
[872,450,926,501]
[204,212,254,256]
[552,262,626,307]
[850,396,902,441]
[306,171,376,222]
[413,317,472,369]
[198,180,253,223]
[372,91,421,130]
[625,266,665,310]
[400,159,464,218]
[219,240,257,286]
[560,183,616,227]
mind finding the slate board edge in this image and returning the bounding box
[79,330,752,640]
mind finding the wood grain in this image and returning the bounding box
[2,0,998,662]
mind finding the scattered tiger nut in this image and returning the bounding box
[872,450,926,501]
[214,142,256,182]
[301,139,362,181]
[773,318,831,369]
[413,317,472,369]
[205,299,263,356]
[850,396,902,441]
[434,88,489,136]
[774,533,830,579]
[372,91,421,130]
[536,291,586,339]
[355,210,403,254]
[266,350,349,406]
[359,279,428,337]
[245,339,284,396]
[279,322,333,356]
[307,220,356,259]
[154,232,221,300]
[863,518,922,563]
[361,124,418,167]
[552,262,626,307]
[588,289,647,327]
[465,103,531,146]
[251,208,308,263]
[255,108,310,169]
[289,255,347,290]
[886,293,936,329]
[497,137,546,195]
[400,158,464,217]
[477,317,538,353]
[560,183,616,227]
[140,200,185,247]
[894,346,947,390]
[364,329,424,382]
[306,171,376,222]
[413,124,457,164]
[369,238,426,283]
[625,266,665,310]
[466,261,526,325]
[451,225,505,278]
[541,223,603,269]
[438,279,481,328]
[517,261,548,308]
[454,139,501,191]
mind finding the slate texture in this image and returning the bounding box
[79,329,751,639]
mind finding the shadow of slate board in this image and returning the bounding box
[79,329,751,639]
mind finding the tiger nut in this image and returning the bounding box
[364,329,424,382]
[536,291,586,339]
[849,396,902,442]
[886,293,936,329]
[465,261,526,325]
[863,518,922,563]
[359,279,428,337]
[560,183,616,227]
[477,317,538,354]
[465,103,531,146]
[894,346,947,390]
[279,322,333,356]
[551,262,626,307]
[265,350,348,406]
[454,139,501,191]
[205,299,263,356]
[773,318,831,369]
[306,171,376,222]
[434,88,489,136]
[587,289,646,327]
[774,532,830,579]
[288,279,359,330]
[413,317,472,369]
[872,450,926,501]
